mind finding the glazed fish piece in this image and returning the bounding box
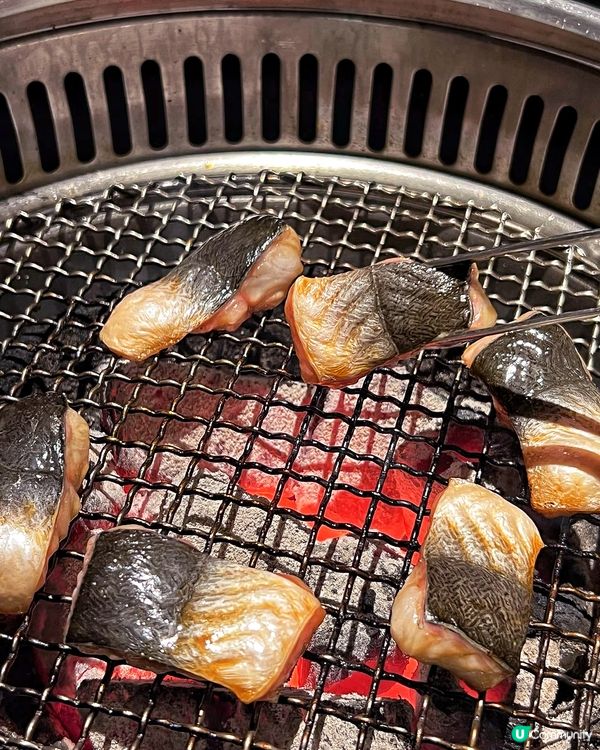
[101,215,303,361]
[390,479,542,691]
[67,527,325,703]
[285,259,496,387]
[0,394,89,615]
[464,314,600,517]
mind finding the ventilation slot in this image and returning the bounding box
[27,81,59,172]
[540,106,578,196]
[184,57,207,146]
[141,60,167,149]
[64,72,95,163]
[298,54,318,143]
[509,95,544,184]
[475,84,508,174]
[368,63,393,152]
[0,94,23,183]
[103,66,131,156]
[332,59,355,147]
[222,54,243,143]
[260,53,281,143]
[404,68,432,158]
[573,121,600,210]
[439,76,469,165]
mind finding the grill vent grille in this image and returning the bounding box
[184,56,208,147]
[509,94,545,185]
[141,60,168,150]
[474,84,508,174]
[367,62,393,152]
[574,120,600,210]
[27,80,60,172]
[262,53,281,142]
[0,93,22,183]
[64,72,95,163]
[222,54,244,144]
[0,13,599,220]
[298,53,319,143]
[332,58,356,147]
[404,68,432,158]
[540,105,578,196]
[103,65,131,156]
[439,75,469,165]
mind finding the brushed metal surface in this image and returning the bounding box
[0,12,599,221]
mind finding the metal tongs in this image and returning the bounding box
[422,226,600,350]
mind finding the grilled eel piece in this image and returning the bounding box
[390,479,543,691]
[0,393,89,615]
[285,258,496,387]
[464,314,600,517]
[101,215,303,361]
[67,527,325,703]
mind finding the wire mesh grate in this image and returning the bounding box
[0,171,598,750]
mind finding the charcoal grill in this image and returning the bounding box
[0,1,599,749]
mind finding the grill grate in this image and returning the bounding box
[0,171,598,750]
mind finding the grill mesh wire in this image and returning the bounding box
[0,171,598,749]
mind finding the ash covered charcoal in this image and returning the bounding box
[151,695,414,750]
[248,366,487,542]
[567,518,600,593]
[72,431,141,525]
[513,587,595,732]
[256,519,422,710]
[530,589,594,676]
[83,473,185,528]
[102,358,312,485]
[514,634,559,717]
[167,469,305,561]
[45,691,413,750]
[296,710,412,750]
[175,469,408,626]
[183,699,307,750]
[103,353,489,544]
[77,681,206,750]
[422,671,507,750]
[570,517,600,558]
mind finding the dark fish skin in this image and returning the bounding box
[0,393,66,523]
[425,556,531,671]
[469,324,600,430]
[170,215,285,317]
[372,262,472,354]
[67,530,199,664]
